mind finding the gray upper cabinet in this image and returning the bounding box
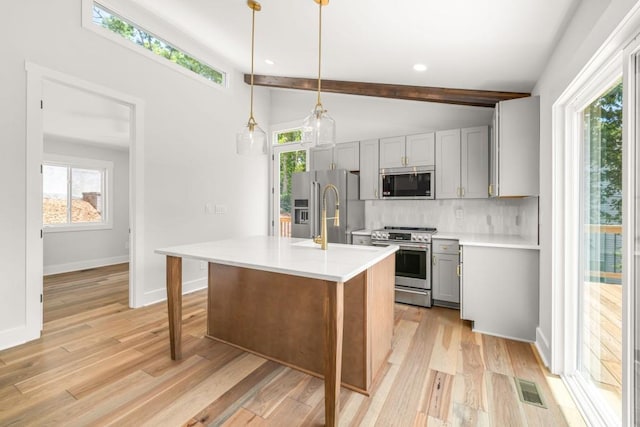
[379,133,434,169]
[309,146,333,171]
[359,139,380,200]
[490,96,540,197]
[310,141,360,171]
[461,126,489,199]
[436,126,489,199]
[379,136,406,168]
[435,129,461,199]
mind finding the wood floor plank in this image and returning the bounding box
[0,265,577,427]
[243,367,308,418]
[455,342,487,411]
[422,369,454,421]
[374,310,439,426]
[142,353,267,426]
[185,360,284,427]
[450,402,490,427]
[222,408,266,426]
[482,335,515,377]
[486,372,526,426]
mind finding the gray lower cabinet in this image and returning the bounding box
[460,245,539,341]
[432,239,460,307]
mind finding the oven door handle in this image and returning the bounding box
[397,244,428,251]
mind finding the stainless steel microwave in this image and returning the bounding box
[380,166,435,199]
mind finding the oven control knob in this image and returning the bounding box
[417,235,424,241]
[382,233,388,239]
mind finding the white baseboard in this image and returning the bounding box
[535,327,551,369]
[44,255,129,276]
[470,326,535,343]
[142,277,207,307]
[0,325,40,352]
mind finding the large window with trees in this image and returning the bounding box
[91,3,225,86]
[579,78,622,422]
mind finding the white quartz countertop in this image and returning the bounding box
[351,229,372,236]
[433,232,539,250]
[155,235,399,283]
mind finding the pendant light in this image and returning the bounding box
[301,0,335,148]
[237,0,267,156]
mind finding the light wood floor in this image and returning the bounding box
[0,264,578,426]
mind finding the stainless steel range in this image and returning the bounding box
[371,226,436,308]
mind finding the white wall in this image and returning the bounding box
[533,0,638,365]
[1,0,269,347]
[270,90,494,142]
[43,138,130,274]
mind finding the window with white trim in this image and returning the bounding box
[90,2,226,87]
[43,155,113,231]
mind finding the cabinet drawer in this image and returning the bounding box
[433,239,459,254]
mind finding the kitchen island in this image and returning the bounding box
[155,236,397,427]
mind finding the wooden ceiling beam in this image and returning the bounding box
[244,74,530,108]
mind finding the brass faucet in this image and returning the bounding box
[313,184,340,250]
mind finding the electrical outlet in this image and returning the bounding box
[215,204,227,214]
[205,203,214,214]
[199,261,207,270]
[515,215,521,226]
[455,208,464,220]
[486,215,492,226]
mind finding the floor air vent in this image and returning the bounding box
[514,377,547,409]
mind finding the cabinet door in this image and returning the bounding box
[498,96,540,196]
[405,133,435,166]
[461,246,539,342]
[461,126,489,199]
[309,147,333,171]
[489,110,498,197]
[334,141,360,171]
[379,136,406,169]
[435,129,461,199]
[359,139,380,200]
[432,253,460,303]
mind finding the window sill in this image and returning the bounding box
[44,224,114,233]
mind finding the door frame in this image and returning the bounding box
[25,62,146,328]
[550,4,640,424]
[269,121,307,236]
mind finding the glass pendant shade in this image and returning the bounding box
[236,120,267,155]
[302,104,336,148]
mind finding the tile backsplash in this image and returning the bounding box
[365,197,539,241]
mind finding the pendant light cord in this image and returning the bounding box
[249,6,256,125]
[316,1,323,108]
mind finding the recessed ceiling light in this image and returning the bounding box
[265,59,275,65]
[413,64,427,72]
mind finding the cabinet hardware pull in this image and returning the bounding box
[456,264,461,277]
[488,184,493,196]
[461,187,465,197]
[374,189,378,198]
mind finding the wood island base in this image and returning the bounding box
[164,253,394,426]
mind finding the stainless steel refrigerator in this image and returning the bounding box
[291,169,364,244]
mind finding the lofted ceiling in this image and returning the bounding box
[128,0,577,93]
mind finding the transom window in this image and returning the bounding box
[91,2,226,87]
[43,155,113,231]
